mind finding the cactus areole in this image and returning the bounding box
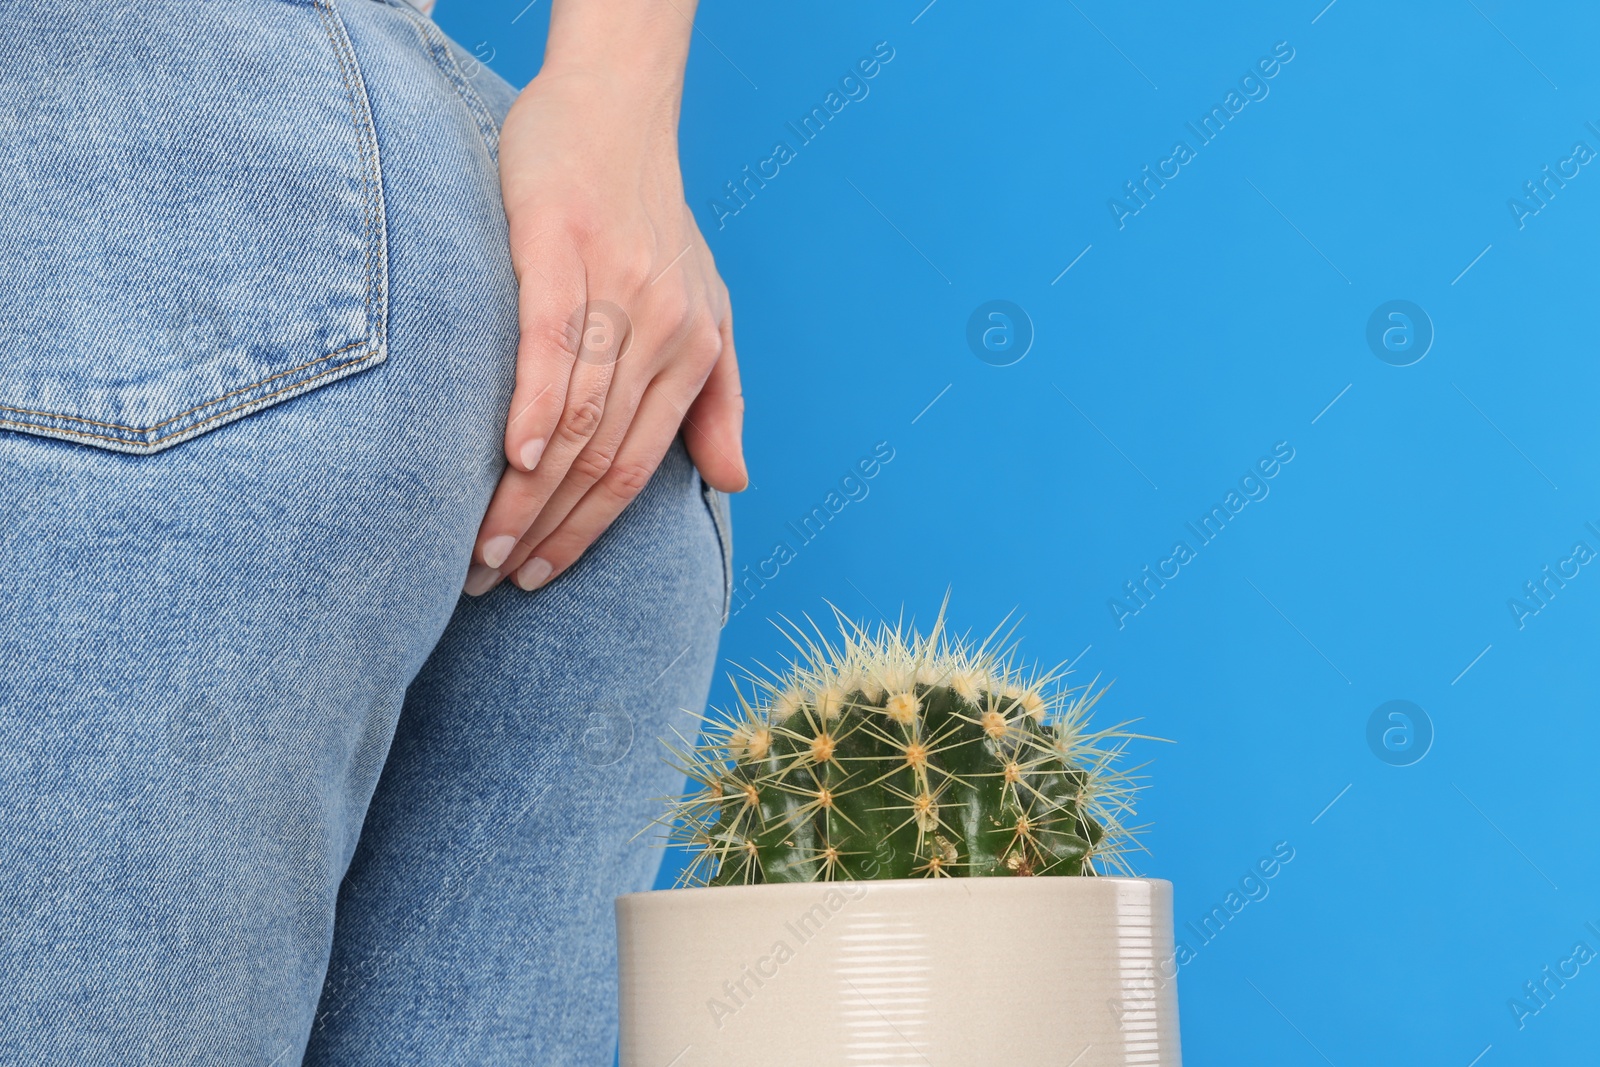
[653,607,1150,886]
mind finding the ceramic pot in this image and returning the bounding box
[617,876,1181,1066]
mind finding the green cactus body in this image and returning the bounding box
[657,608,1151,886]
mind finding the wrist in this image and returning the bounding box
[518,66,684,164]
[541,2,694,101]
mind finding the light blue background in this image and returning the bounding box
[438,1,1599,1063]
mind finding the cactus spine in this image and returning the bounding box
[656,608,1151,886]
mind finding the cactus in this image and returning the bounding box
[653,605,1154,886]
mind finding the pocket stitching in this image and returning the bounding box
[0,350,384,449]
[0,0,388,454]
[0,338,370,433]
[317,0,386,351]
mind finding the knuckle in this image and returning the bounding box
[530,316,582,360]
[666,295,697,336]
[560,398,604,441]
[604,459,654,498]
[563,214,603,248]
[689,314,724,361]
[646,286,688,332]
[568,447,614,484]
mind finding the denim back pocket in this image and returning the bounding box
[0,0,386,454]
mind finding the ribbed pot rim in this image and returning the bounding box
[618,873,1171,905]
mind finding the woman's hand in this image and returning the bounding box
[464,2,746,597]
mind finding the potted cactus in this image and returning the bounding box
[616,605,1182,1066]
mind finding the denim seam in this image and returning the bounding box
[385,0,502,165]
[700,477,733,626]
[0,339,371,433]
[0,0,388,454]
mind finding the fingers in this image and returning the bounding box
[497,362,644,569]
[683,312,747,492]
[503,236,587,474]
[504,383,691,592]
[468,243,630,593]
[466,222,741,599]
[465,354,625,594]
[515,343,624,512]
[493,316,716,580]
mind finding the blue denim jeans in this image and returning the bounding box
[0,1,730,1062]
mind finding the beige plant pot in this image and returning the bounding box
[616,876,1182,1066]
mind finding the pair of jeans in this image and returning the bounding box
[0,0,731,1062]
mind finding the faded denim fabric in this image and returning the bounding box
[0,1,729,1063]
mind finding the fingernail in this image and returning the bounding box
[519,437,546,471]
[463,563,500,596]
[481,534,517,570]
[514,556,553,591]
